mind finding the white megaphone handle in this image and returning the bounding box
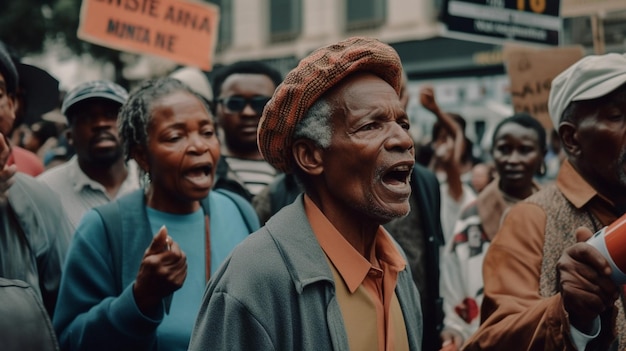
[587,227,626,284]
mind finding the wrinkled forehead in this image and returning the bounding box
[148,90,215,123]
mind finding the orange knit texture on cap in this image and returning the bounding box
[258,36,403,173]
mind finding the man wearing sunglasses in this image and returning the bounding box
[211,61,283,201]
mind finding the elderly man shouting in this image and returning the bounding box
[189,37,423,351]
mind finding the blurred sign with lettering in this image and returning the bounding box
[442,0,562,46]
[561,0,626,17]
[504,44,584,130]
[78,0,219,70]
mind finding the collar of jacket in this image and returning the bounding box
[264,194,335,294]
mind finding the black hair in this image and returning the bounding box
[211,60,283,99]
[491,113,547,154]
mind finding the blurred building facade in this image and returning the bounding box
[28,0,626,154]
[206,0,500,149]
[205,0,626,152]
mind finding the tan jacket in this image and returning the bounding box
[464,160,625,350]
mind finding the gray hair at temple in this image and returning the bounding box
[293,97,333,149]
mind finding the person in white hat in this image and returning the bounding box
[464,53,626,350]
[169,66,214,104]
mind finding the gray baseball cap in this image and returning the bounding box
[62,80,129,118]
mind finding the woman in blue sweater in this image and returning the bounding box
[53,77,259,351]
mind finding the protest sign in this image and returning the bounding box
[442,0,562,46]
[78,0,219,70]
[561,0,626,17]
[504,44,584,130]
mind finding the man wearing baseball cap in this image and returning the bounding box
[464,53,626,350]
[189,37,422,350]
[38,80,140,231]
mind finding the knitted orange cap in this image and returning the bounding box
[257,36,403,173]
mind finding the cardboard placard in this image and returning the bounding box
[78,0,219,70]
[504,44,584,130]
[561,0,626,17]
[442,0,562,46]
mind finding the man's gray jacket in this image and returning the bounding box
[189,194,423,350]
[1,173,71,317]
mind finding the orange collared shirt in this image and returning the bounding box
[303,195,407,351]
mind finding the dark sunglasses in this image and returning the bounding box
[217,96,271,114]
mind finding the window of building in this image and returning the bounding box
[208,0,232,51]
[346,0,386,31]
[564,11,626,51]
[269,0,302,42]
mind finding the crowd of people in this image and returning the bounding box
[2,34,626,351]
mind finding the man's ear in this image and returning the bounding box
[292,139,323,176]
[558,121,579,157]
[131,145,150,173]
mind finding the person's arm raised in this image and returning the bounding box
[419,86,465,201]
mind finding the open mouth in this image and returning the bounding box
[186,164,212,177]
[382,164,413,186]
[184,164,213,187]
